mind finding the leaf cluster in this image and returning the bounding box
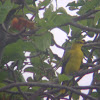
[0,0,100,100]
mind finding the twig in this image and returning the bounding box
[23,0,36,13]
[43,93,55,100]
[87,72,96,96]
[53,39,64,49]
[8,61,29,100]
[3,90,33,96]
[92,58,100,63]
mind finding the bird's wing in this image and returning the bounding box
[61,51,71,74]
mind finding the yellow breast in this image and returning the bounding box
[64,48,83,74]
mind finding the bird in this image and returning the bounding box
[60,40,85,94]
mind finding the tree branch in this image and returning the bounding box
[73,10,100,21]
[8,61,29,100]
[0,82,97,100]
[72,85,100,90]
[74,65,100,77]
[69,22,100,33]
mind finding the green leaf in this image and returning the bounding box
[0,0,14,24]
[96,18,100,28]
[0,70,8,82]
[32,32,51,51]
[59,25,69,34]
[56,7,67,14]
[78,0,100,15]
[0,83,6,88]
[1,40,35,65]
[23,6,36,14]
[2,42,24,65]
[32,86,40,91]
[7,70,25,82]
[79,20,87,26]
[36,18,47,28]
[43,7,71,28]
[17,60,24,70]
[93,49,100,58]
[94,12,100,25]
[43,5,57,28]
[44,4,53,19]
[24,67,34,73]
[87,19,94,27]
[25,0,33,4]
[11,86,28,92]
[30,57,50,74]
[67,83,80,99]
[70,26,82,39]
[67,1,76,6]
[53,13,71,26]
[94,73,100,83]
[91,92,99,98]
[38,0,50,7]
[36,28,48,34]
[15,71,25,82]
[67,0,85,7]
[86,32,94,37]
[58,74,73,83]
[72,93,79,100]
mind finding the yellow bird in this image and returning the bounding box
[60,40,85,94]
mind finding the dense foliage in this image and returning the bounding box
[0,0,100,100]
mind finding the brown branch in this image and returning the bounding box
[84,41,100,47]
[73,10,100,21]
[0,82,97,100]
[58,10,100,33]
[3,90,33,96]
[72,85,100,90]
[87,72,96,97]
[69,22,100,33]
[93,58,100,63]
[42,92,56,100]
[74,65,100,77]
[53,38,64,49]
[23,0,36,13]
[8,61,29,100]
[82,63,95,68]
